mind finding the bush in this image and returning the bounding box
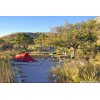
[0,55,15,83]
[50,62,100,83]
[1,42,13,50]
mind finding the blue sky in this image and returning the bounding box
[0,16,96,37]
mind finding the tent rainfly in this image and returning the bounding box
[13,53,36,62]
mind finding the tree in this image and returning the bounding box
[15,33,34,52]
[65,23,80,58]
[35,34,50,48]
[77,20,98,61]
[49,20,98,59]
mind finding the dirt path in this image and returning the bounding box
[18,59,55,83]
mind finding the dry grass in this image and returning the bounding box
[90,54,100,66]
[0,54,15,83]
[50,60,100,83]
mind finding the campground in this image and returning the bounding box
[0,17,100,83]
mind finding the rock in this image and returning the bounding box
[13,67,20,71]
[15,77,24,83]
[14,70,22,75]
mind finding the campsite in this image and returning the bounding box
[12,53,58,83]
[0,16,100,83]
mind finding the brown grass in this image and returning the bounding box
[50,60,100,83]
[0,54,15,83]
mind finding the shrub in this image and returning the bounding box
[0,55,15,83]
[50,62,100,83]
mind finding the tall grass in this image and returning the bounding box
[51,62,100,83]
[0,55,15,83]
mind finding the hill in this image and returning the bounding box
[0,32,42,42]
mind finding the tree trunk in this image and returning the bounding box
[23,45,28,52]
[71,48,76,59]
[73,48,76,58]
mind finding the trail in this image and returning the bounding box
[17,59,55,83]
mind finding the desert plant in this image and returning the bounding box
[50,62,100,83]
[0,55,15,83]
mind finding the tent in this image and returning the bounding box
[13,53,36,62]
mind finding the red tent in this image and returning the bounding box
[13,53,36,62]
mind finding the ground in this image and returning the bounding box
[16,58,56,83]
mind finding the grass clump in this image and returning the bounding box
[0,55,15,83]
[51,62,100,83]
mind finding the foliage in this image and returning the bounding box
[0,38,5,44]
[0,55,15,83]
[35,34,48,47]
[1,42,13,50]
[48,20,99,59]
[51,62,100,83]
[15,33,34,51]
